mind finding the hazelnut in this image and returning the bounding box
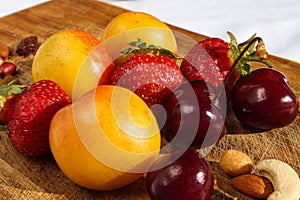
[0,43,10,58]
[0,57,3,66]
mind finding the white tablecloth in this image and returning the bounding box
[1,0,299,62]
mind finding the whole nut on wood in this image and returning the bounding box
[0,62,16,78]
[219,149,253,176]
[253,159,300,200]
[231,174,273,199]
[0,43,10,58]
[0,57,3,66]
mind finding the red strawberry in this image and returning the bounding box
[180,35,240,90]
[5,80,71,156]
[108,42,184,107]
[0,80,26,124]
[180,39,228,89]
[1,94,20,124]
[199,38,231,77]
[180,32,272,101]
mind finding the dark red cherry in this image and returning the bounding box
[231,68,298,130]
[161,80,226,149]
[146,148,214,200]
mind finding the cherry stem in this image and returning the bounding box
[212,36,270,104]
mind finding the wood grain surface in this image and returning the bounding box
[0,0,299,199]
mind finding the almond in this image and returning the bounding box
[231,174,273,199]
[219,149,253,176]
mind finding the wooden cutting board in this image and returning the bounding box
[0,0,299,199]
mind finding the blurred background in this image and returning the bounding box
[1,0,299,62]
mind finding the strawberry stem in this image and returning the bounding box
[0,79,27,96]
[0,79,27,119]
[212,36,273,104]
[121,38,177,58]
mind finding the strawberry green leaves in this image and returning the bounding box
[121,38,176,58]
[0,79,26,97]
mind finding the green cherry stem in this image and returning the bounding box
[212,36,272,104]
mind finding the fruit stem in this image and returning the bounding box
[121,38,177,58]
[212,36,272,104]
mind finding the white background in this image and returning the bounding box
[0,0,299,63]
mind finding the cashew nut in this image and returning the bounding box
[253,159,300,200]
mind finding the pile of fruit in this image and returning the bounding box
[0,11,299,200]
